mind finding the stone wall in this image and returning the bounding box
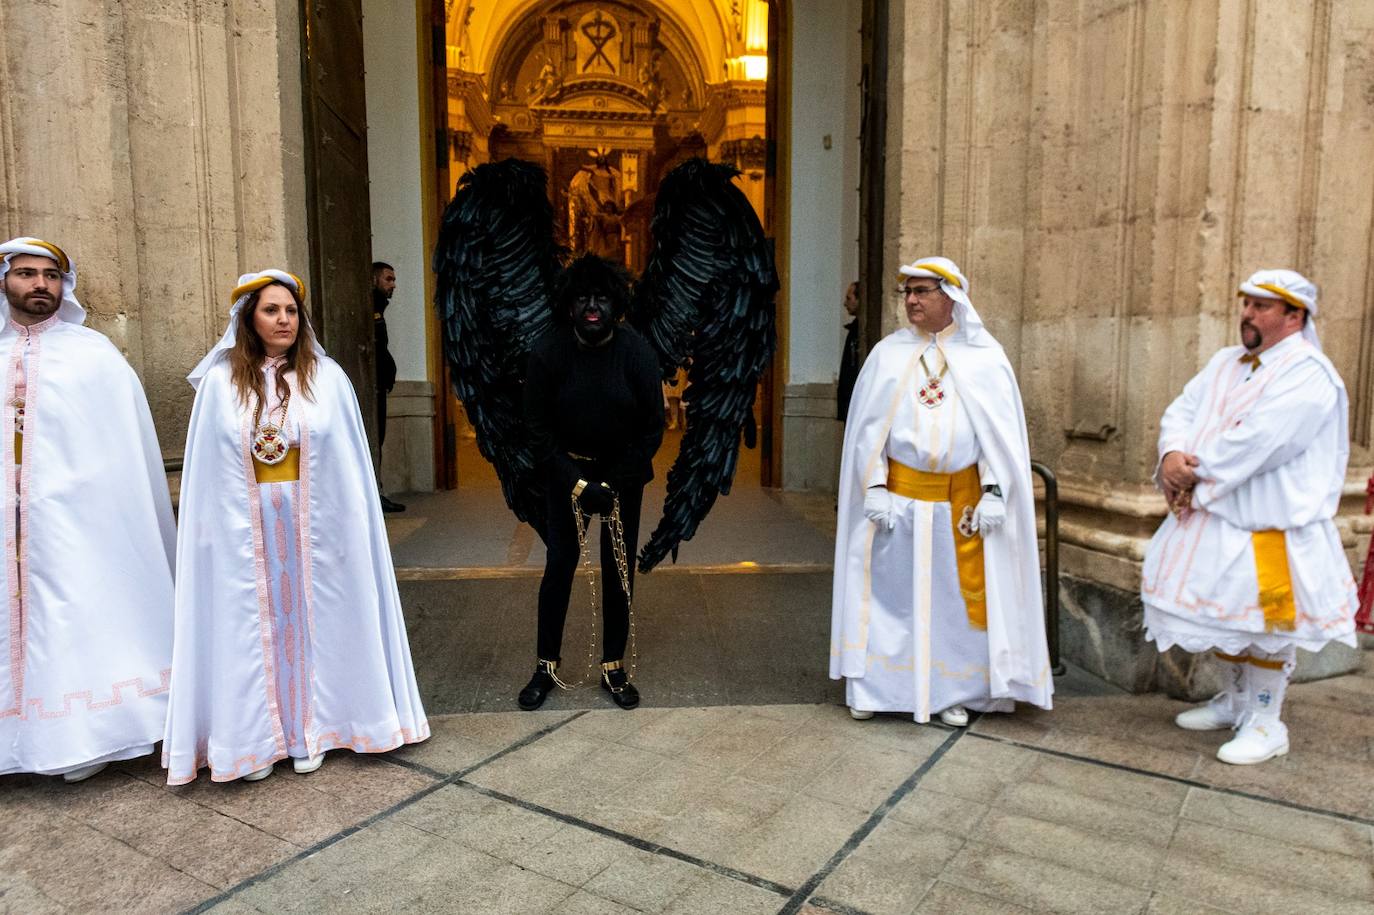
[884,0,1374,691]
[0,0,311,456]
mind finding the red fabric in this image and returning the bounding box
[1357,474,1374,634]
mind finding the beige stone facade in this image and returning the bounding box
[3,1,1369,693]
[0,0,310,452]
[880,0,1374,689]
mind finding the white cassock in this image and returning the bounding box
[831,324,1052,721]
[1142,334,1357,654]
[163,355,428,783]
[0,314,175,775]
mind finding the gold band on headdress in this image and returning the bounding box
[21,239,70,274]
[230,272,307,306]
[1239,283,1307,310]
[914,262,962,289]
[1247,282,1307,310]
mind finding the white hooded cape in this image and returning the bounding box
[0,319,175,775]
[830,326,1052,711]
[1142,335,1357,653]
[163,356,428,783]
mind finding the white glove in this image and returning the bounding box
[971,491,1006,535]
[863,486,897,531]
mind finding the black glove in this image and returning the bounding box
[576,479,615,516]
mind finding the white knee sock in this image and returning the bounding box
[1212,651,1248,713]
[1246,646,1295,723]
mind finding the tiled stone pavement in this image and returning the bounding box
[4,663,1374,915]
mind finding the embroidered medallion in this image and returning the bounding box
[251,387,291,466]
[252,424,289,465]
[917,377,945,409]
[957,505,977,539]
[917,352,949,409]
[12,399,24,435]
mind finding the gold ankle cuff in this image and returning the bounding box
[600,660,624,673]
[539,658,570,689]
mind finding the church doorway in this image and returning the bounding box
[436,0,775,490]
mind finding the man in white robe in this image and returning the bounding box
[0,237,176,782]
[1143,268,1357,765]
[831,257,1053,725]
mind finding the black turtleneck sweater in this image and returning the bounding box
[524,324,665,491]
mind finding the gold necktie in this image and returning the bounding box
[1239,352,1261,370]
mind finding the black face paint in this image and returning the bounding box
[572,294,614,345]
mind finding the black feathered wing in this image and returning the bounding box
[433,159,561,539]
[632,158,778,572]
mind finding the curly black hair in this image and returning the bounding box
[553,254,633,323]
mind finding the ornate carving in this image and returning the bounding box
[720,135,767,171]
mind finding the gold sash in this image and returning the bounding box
[1251,529,1296,631]
[14,431,20,466]
[886,459,987,630]
[253,447,301,484]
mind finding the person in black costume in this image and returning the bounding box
[372,261,404,513]
[519,255,664,711]
[837,280,861,422]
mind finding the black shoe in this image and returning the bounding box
[380,495,406,513]
[600,661,640,710]
[518,659,561,710]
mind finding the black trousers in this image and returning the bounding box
[536,478,643,663]
[376,387,388,448]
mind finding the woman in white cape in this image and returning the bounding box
[163,270,428,784]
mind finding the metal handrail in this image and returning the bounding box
[1031,460,1065,676]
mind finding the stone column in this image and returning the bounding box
[883,0,1374,695]
[0,0,310,454]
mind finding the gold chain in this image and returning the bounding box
[569,492,638,689]
[252,387,291,433]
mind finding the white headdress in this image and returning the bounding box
[188,269,317,389]
[896,256,995,346]
[0,236,86,325]
[1237,268,1320,350]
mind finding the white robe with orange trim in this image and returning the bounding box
[1142,334,1358,654]
[831,325,1052,721]
[162,356,428,783]
[0,316,175,775]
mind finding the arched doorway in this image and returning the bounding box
[437,0,774,488]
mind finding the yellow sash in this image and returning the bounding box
[253,447,301,484]
[886,459,987,630]
[14,431,20,466]
[1251,530,1296,631]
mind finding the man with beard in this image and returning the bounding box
[372,261,403,512]
[1142,268,1357,765]
[518,255,663,711]
[0,237,176,782]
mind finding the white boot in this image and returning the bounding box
[293,753,325,774]
[1217,649,1293,765]
[849,707,874,720]
[61,762,107,784]
[938,705,969,727]
[1175,652,1247,731]
[241,762,275,782]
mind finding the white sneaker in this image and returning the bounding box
[939,705,969,727]
[293,753,325,774]
[1216,717,1289,765]
[61,762,107,784]
[1174,691,1241,731]
[849,707,874,720]
[241,763,274,782]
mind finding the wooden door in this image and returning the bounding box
[300,0,377,455]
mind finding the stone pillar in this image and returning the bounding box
[381,380,437,494]
[883,0,1374,695]
[0,0,310,454]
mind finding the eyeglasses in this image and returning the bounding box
[895,284,943,299]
